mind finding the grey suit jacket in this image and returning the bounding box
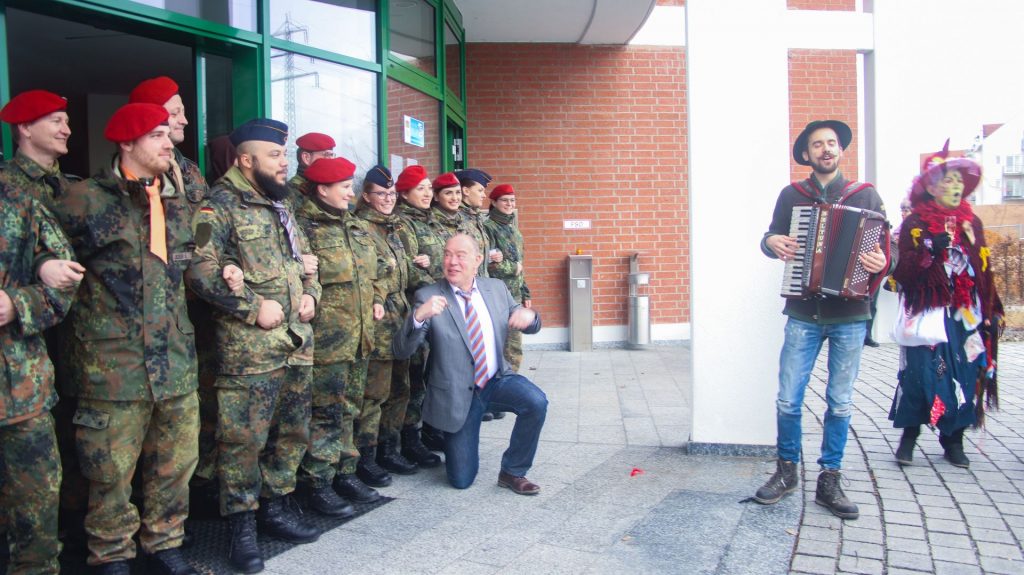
[393,277,541,433]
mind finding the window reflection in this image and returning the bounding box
[271,50,379,179]
[270,0,376,63]
[389,0,436,76]
[131,0,257,31]
[387,78,440,177]
[444,22,461,99]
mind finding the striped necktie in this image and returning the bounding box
[270,200,304,262]
[456,288,489,389]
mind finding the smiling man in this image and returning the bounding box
[393,233,547,494]
[0,90,75,212]
[755,120,890,520]
[53,103,200,575]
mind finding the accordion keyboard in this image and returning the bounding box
[780,205,815,297]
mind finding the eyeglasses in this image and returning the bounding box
[368,191,398,199]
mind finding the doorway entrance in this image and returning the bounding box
[3,6,247,179]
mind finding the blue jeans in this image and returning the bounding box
[776,317,866,469]
[443,373,548,489]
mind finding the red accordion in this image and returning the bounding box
[780,203,889,300]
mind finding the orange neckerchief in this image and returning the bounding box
[122,164,167,264]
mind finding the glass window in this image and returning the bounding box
[131,0,257,31]
[443,22,461,99]
[387,78,440,177]
[270,1,376,63]
[271,50,379,179]
[389,0,436,77]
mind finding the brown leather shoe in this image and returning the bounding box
[498,471,540,495]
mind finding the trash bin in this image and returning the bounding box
[627,253,650,349]
[568,254,593,352]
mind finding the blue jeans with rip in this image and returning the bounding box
[443,373,548,489]
[776,317,866,470]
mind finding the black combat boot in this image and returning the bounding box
[307,484,355,518]
[356,446,393,487]
[401,425,442,468]
[420,424,445,452]
[256,496,319,544]
[227,511,263,574]
[939,428,970,468]
[376,438,419,475]
[93,561,131,575]
[895,426,920,466]
[815,469,859,520]
[147,547,198,575]
[752,459,799,504]
[334,473,381,504]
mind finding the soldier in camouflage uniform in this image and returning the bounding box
[0,89,90,544]
[186,119,321,575]
[431,171,468,243]
[127,77,220,493]
[286,132,335,213]
[0,167,79,575]
[392,166,446,466]
[485,184,532,372]
[355,166,420,480]
[294,157,385,509]
[456,169,507,420]
[53,103,200,575]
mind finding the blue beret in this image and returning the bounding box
[364,165,393,188]
[454,168,492,187]
[230,118,289,147]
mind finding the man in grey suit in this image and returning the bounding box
[394,234,547,494]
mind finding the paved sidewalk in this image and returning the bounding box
[261,343,1024,574]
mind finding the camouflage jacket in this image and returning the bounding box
[286,173,308,216]
[355,205,411,360]
[296,196,379,364]
[484,208,531,302]
[395,202,444,293]
[0,184,76,426]
[459,204,490,278]
[1,151,77,213]
[53,163,197,401]
[187,166,321,375]
[173,147,209,215]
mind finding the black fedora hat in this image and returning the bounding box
[792,120,852,166]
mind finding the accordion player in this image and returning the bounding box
[780,203,890,300]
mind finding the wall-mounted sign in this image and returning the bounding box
[563,220,591,230]
[404,115,425,147]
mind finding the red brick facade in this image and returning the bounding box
[466,44,688,329]
[788,49,859,183]
[387,78,443,177]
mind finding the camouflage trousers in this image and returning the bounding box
[359,359,404,448]
[337,359,370,475]
[74,394,198,565]
[299,360,367,487]
[0,413,61,575]
[504,329,523,373]
[403,348,427,428]
[217,366,311,516]
[378,360,411,444]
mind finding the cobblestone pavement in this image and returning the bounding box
[791,342,1024,575]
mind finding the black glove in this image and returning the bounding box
[930,232,951,255]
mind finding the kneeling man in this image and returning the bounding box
[394,233,547,493]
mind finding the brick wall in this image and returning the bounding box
[787,0,855,10]
[466,44,689,329]
[788,49,859,182]
[387,77,442,176]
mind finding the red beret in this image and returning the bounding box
[489,184,515,200]
[305,157,356,184]
[396,165,429,192]
[432,172,460,190]
[129,76,179,105]
[0,90,67,124]
[296,132,336,152]
[104,103,169,143]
